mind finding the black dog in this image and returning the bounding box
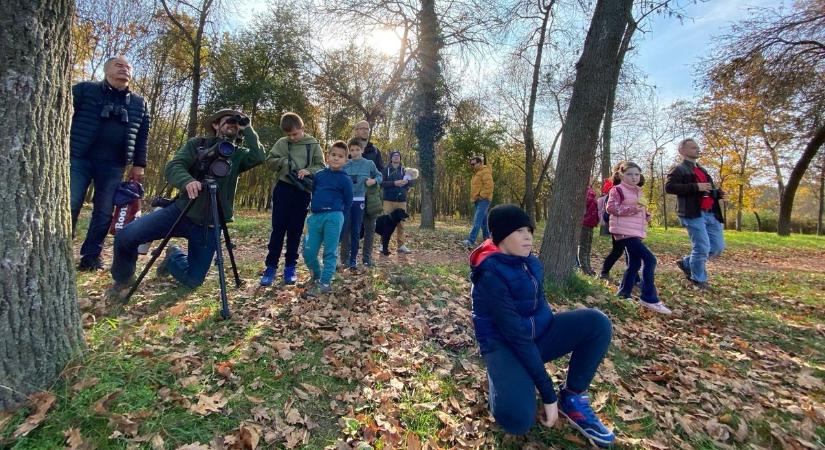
[375,208,409,255]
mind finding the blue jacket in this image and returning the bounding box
[381,164,416,202]
[71,81,150,167]
[470,240,556,403]
[311,168,353,213]
[344,158,382,199]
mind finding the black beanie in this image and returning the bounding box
[488,204,534,245]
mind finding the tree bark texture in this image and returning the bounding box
[414,0,446,230]
[600,17,636,180]
[0,0,84,410]
[522,3,554,222]
[778,123,825,236]
[817,158,823,236]
[540,0,635,284]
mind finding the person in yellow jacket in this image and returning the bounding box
[463,156,494,246]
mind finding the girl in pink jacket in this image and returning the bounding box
[606,162,671,315]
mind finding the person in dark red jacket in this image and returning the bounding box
[469,204,614,446]
[578,183,600,275]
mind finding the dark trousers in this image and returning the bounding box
[264,182,310,269]
[618,237,659,303]
[600,235,627,276]
[483,309,612,435]
[339,201,365,266]
[111,204,216,288]
[70,157,125,258]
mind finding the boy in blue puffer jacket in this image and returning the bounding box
[469,204,615,447]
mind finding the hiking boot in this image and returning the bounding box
[676,259,692,280]
[397,245,412,254]
[690,279,711,291]
[380,248,391,256]
[78,255,104,272]
[363,260,374,268]
[558,387,615,447]
[105,279,134,305]
[598,272,612,283]
[461,239,474,248]
[260,266,276,286]
[638,300,672,315]
[156,245,182,278]
[283,265,297,285]
[307,282,332,297]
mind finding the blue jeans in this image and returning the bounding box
[679,212,725,283]
[70,157,125,258]
[483,309,612,435]
[467,199,491,243]
[264,182,311,269]
[111,204,216,288]
[340,201,365,266]
[618,237,658,303]
[303,212,344,284]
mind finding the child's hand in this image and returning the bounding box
[296,169,311,179]
[366,178,376,186]
[540,402,558,428]
[394,179,408,187]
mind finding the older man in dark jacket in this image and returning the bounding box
[70,56,151,271]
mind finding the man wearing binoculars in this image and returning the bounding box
[107,109,265,300]
[666,138,726,290]
[70,56,151,271]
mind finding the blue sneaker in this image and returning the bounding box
[283,265,297,285]
[260,266,276,286]
[558,387,615,447]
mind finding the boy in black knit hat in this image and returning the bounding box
[468,204,615,446]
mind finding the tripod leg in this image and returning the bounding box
[215,195,242,288]
[124,199,195,303]
[207,181,231,320]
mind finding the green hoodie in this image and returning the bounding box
[165,127,266,226]
[265,134,325,185]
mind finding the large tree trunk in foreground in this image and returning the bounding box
[540,0,635,284]
[778,123,825,236]
[0,0,84,410]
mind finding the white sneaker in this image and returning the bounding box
[638,300,672,315]
[397,245,412,254]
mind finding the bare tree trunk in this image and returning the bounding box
[817,156,824,236]
[414,0,445,229]
[540,0,635,284]
[659,160,668,229]
[1,0,84,410]
[761,130,785,198]
[522,2,554,222]
[161,0,214,138]
[600,17,636,179]
[778,123,825,236]
[736,139,750,231]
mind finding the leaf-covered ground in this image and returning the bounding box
[2,211,824,449]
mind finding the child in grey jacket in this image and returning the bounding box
[340,138,382,268]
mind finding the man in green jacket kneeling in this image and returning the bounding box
[107,109,266,300]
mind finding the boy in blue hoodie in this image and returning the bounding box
[469,204,615,446]
[339,138,382,269]
[302,141,353,295]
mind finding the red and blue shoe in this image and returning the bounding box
[558,386,615,447]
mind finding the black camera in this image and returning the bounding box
[151,196,174,208]
[707,188,722,200]
[195,139,236,178]
[225,114,250,127]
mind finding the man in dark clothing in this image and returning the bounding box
[70,56,151,271]
[665,138,726,290]
[108,109,265,300]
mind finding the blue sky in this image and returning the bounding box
[634,0,792,103]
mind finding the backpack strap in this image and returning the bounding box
[304,144,311,169]
[615,186,625,202]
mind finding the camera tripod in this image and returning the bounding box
[124,178,241,320]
